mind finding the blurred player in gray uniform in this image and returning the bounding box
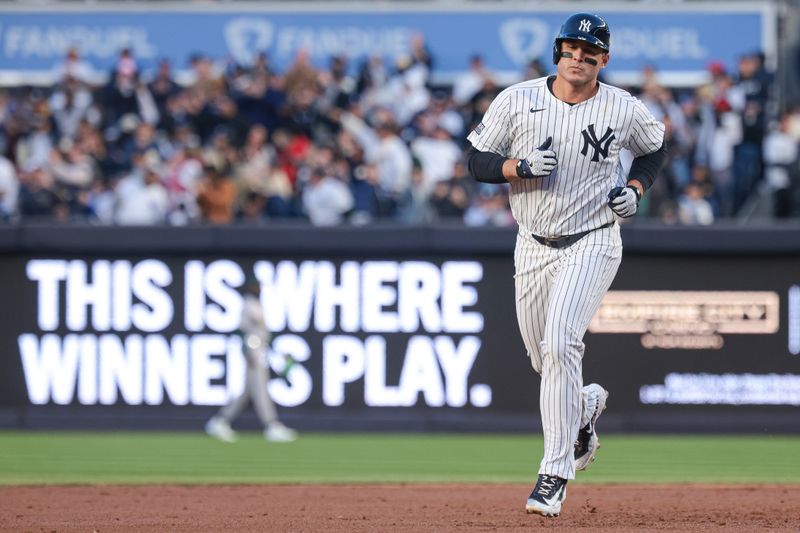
[466,13,666,516]
[205,278,297,443]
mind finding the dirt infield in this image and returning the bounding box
[2,484,798,532]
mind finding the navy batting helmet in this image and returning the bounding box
[552,13,611,65]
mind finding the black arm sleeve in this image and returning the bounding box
[628,141,668,192]
[466,145,508,184]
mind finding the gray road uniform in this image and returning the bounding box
[467,76,665,480]
[217,293,280,428]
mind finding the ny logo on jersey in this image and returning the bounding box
[580,125,615,162]
[579,19,592,32]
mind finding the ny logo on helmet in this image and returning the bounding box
[580,125,615,162]
[579,19,592,32]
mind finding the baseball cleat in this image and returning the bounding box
[205,417,238,443]
[264,422,297,443]
[574,384,609,471]
[526,474,568,517]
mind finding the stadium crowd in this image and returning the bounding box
[0,40,794,227]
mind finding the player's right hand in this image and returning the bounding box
[516,137,558,179]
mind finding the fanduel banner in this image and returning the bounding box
[0,3,774,86]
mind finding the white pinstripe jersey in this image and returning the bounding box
[467,76,665,237]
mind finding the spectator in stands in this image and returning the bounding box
[409,32,434,71]
[319,55,356,113]
[429,90,465,138]
[523,58,548,81]
[349,162,383,223]
[464,185,514,227]
[17,164,60,220]
[49,76,94,141]
[53,47,97,86]
[339,109,412,215]
[411,122,462,199]
[235,124,293,218]
[115,165,169,226]
[48,137,97,218]
[301,166,354,226]
[163,143,203,224]
[284,49,320,106]
[357,54,389,96]
[148,59,181,131]
[15,112,53,173]
[763,111,800,217]
[678,182,715,225]
[732,53,772,214]
[196,164,238,224]
[384,56,431,126]
[0,154,18,220]
[452,55,493,106]
[236,191,268,224]
[705,82,743,217]
[430,175,470,221]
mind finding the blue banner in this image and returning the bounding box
[0,5,772,84]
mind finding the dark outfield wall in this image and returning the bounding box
[1,223,799,433]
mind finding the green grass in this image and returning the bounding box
[0,432,798,485]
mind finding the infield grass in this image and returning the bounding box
[0,432,798,485]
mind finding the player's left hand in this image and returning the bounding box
[607,186,640,218]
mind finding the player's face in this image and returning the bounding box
[557,40,608,85]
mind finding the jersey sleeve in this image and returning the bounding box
[466,89,511,156]
[624,99,666,157]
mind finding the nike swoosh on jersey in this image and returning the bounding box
[530,108,546,113]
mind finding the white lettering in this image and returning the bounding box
[19,333,79,405]
[203,260,244,333]
[256,260,315,332]
[435,336,481,407]
[364,335,402,406]
[397,336,444,407]
[77,335,97,404]
[66,260,111,331]
[184,261,205,332]
[314,261,360,333]
[614,28,708,60]
[398,261,442,333]
[98,334,143,405]
[131,259,172,332]
[441,262,483,333]
[112,261,132,331]
[322,335,365,406]
[3,25,157,60]
[362,262,399,332]
[27,260,67,331]
[144,334,189,405]
[190,334,227,405]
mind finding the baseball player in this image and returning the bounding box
[466,13,666,517]
[205,278,297,443]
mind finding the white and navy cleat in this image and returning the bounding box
[526,474,568,517]
[575,384,609,471]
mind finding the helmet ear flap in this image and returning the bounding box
[552,40,561,65]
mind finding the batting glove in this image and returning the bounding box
[516,137,557,178]
[607,185,641,218]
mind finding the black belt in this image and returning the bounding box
[532,221,614,249]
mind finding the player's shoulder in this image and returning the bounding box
[495,77,549,99]
[599,82,646,106]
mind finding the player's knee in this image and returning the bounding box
[540,336,584,369]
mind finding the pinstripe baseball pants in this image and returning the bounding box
[514,223,622,480]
